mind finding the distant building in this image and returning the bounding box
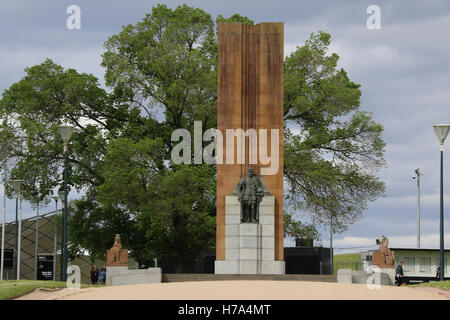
[0,211,136,283]
[360,248,450,281]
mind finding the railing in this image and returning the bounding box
[333,260,362,275]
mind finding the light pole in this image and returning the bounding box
[58,126,74,282]
[1,168,7,281]
[330,215,333,275]
[58,190,64,281]
[34,200,39,280]
[412,168,421,248]
[433,124,450,281]
[52,195,60,281]
[10,180,24,280]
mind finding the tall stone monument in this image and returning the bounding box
[215,22,285,274]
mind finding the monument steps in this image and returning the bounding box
[162,274,337,283]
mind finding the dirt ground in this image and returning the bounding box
[15,281,449,300]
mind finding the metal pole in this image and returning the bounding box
[35,202,39,280]
[60,197,64,281]
[330,215,333,275]
[53,199,58,281]
[13,197,18,279]
[17,197,22,280]
[62,145,68,281]
[0,171,6,281]
[416,168,421,248]
[439,145,445,281]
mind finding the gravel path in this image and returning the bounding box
[16,281,448,300]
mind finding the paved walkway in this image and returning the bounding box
[16,281,449,300]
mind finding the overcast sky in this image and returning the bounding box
[1,0,450,253]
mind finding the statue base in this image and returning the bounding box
[106,266,162,286]
[215,195,285,274]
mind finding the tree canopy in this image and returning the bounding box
[0,4,385,269]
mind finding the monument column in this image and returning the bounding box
[216,22,284,274]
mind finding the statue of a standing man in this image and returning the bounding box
[231,167,269,223]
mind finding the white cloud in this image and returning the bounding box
[333,232,450,252]
[0,44,105,92]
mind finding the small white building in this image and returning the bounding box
[390,248,449,280]
[361,248,449,281]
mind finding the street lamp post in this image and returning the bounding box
[10,180,24,280]
[58,190,64,281]
[1,169,7,281]
[433,124,450,281]
[412,168,421,248]
[58,126,74,282]
[34,201,39,280]
[51,195,59,281]
[330,215,333,275]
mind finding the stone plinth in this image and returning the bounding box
[106,266,162,286]
[337,269,394,286]
[215,195,285,274]
[337,269,353,283]
[105,266,128,286]
[379,268,396,285]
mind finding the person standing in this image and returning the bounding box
[99,266,106,285]
[90,264,99,284]
[436,264,440,281]
[395,261,405,286]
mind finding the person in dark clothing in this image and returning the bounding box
[436,265,440,280]
[90,265,99,284]
[395,261,405,286]
[99,266,106,285]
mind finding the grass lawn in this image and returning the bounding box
[0,280,98,300]
[334,253,360,262]
[411,280,450,291]
[333,253,361,275]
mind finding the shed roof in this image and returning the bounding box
[390,247,450,252]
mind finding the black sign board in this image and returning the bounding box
[37,255,54,280]
[3,248,13,269]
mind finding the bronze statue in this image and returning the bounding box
[231,167,270,223]
[373,235,395,268]
[106,234,128,266]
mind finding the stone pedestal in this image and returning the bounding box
[215,195,285,274]
[337,269,353,283]
[379,267,396,285]
[105,266,128,286]
[106,266,162,286]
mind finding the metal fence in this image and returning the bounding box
[0,209,94,283]
[333,260,362,275]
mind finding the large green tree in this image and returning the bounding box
[0,4,385,269]
[283,32,385,234]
